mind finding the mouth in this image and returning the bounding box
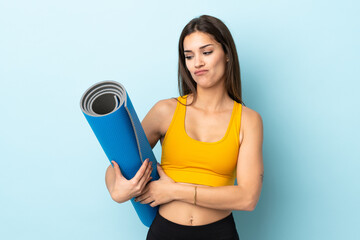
[194,70,208,76]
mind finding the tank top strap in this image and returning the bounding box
[162,95,187,144]
[232,101,242,140]
[177,95,188,106]
[175,94,187,122]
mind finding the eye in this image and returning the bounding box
[203,51,213,55]
[185,56,193,60]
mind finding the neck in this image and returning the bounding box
[190,81,232,112]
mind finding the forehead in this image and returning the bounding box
[183,31,220,50]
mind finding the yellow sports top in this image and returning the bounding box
[161,95,242,187]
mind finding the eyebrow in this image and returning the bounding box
[184,44,214,53]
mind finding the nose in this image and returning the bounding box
[194,55,204,68]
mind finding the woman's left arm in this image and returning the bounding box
[136,109,264,211]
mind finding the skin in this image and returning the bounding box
[105,31,264,226]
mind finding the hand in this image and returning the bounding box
[109,159,153,203]
[134,163,175,207]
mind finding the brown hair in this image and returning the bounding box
[177,15,245,106]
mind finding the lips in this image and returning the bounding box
[194,70,208,76]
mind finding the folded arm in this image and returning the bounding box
[136,108,264,211]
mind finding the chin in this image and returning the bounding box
[196,79,224,89]
[196,83,215,89]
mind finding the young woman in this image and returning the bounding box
[105,15,264,240]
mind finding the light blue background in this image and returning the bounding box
[0,0,359,239]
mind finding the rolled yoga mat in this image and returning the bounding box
[80,80,159,227]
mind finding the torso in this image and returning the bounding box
[157,94,245,226]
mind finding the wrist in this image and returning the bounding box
[172,183,195,204]
[172,182,182,201]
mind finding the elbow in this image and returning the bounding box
[233,186,260,211]
[244,200,257,211]
[235,199,257,211]
[235,191,259,211]
[110,192,128,204]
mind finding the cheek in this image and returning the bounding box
[185,62,196,79]
[185,61,192,71]
[212,57,226,74]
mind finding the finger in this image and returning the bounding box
[111,161,124,179]
[157,163,167,178]
[139,177,152,195]
[138,183,150,197]
[141,198,153,205]
[139,196,153,205]
[145,161,153,179]
[135,191,148,203]
[138,162,153,188]
[132,158,149,183]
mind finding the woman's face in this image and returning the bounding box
[183,31,227,89]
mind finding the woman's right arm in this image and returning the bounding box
[104,99,173,203]
[105,159,153,203]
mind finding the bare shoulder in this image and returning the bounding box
[154,98,178,136]
[151,97,178,116]
[240,106,263,143]
[142,97,178,144]
[241,106,263,125]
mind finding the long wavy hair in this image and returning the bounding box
[177,15,245,106]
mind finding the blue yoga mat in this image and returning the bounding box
[80,80,159,227]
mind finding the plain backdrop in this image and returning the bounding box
[0,0,359,239]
